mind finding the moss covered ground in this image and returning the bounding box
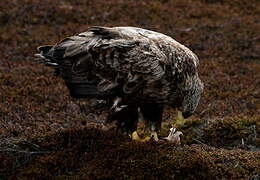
[0,0,259,179]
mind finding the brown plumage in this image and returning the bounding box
[35,26,203,135]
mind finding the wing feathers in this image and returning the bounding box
[89,26,120,38]
[36,26,200,97]
[37,45,53,53]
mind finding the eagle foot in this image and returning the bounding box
[174,110,186,127]
[130,131,158,142]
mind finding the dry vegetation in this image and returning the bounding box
[0,0,259,179]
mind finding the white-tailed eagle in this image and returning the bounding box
[35,26,204,141]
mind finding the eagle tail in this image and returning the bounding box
[34,45,117,99]
[65,82,117,99]
[34,45,60,75]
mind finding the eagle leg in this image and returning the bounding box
[140,104,163,141]
[108,105,139,135]
[130,131,152,142]
[174,110,186,127]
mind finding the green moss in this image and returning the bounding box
[203,116,259,148]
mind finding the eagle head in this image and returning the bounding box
[181,77,204,119]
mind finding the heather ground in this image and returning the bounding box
[0,0,259,179]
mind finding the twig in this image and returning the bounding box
[193,138,209,146]
[252,125,257,139]
[0,148,49,155]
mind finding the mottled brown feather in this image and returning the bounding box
[35,26,203,116]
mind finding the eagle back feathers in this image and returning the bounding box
[35,26,203,112]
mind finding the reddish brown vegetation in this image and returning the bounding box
[1,128,260,179]
[0,0,259,179]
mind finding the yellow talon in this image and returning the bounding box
[150,131,159,141]
[174,110,186,127]
[131,131,142,141]
[130,131,158,142]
